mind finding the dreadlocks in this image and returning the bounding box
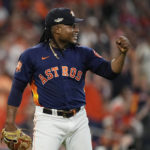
[39,27,52,43]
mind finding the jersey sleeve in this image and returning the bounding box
[14,49,34,83]
[8,49,34,107]
[85,48,118,79]
[7,78,27,107]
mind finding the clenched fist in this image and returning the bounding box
[116,36,130,54]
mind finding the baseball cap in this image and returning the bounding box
[45,8,84,28]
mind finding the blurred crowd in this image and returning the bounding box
[0,0,150,150]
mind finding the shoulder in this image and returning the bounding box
[75,45,92,51]
[22,43,46,55]
[75,45,103,60]
[21,43,47,58]
[74,45,93,54]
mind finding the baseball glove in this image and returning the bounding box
[1,128,32,150]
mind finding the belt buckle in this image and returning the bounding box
[62,109,76,118]
[71,109,76,115]
[62,112,68,118]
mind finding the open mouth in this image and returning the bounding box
[73,34,78,40]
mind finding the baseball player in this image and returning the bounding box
[2,8,130,150]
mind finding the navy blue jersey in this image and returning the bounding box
[8,43,117,110]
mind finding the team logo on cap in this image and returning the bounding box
[70,11,75,17]
[54,18,64,23]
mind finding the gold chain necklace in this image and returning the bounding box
[49,43,59,59]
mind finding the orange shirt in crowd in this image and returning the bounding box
[85,82,106,122]
[15,86,32,125]
[0,74,32,131]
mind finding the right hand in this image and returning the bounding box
[116,36,130,54]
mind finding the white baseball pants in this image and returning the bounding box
[32,106,92,150]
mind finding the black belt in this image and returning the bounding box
[43,107,81,118]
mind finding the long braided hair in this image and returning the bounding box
[39,26,52,43]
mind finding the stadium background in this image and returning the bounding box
[0,0,150,149]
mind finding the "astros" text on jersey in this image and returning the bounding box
[39,66,83,85]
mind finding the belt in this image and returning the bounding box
[43,107,81,118]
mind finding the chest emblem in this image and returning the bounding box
[38,66,83,85]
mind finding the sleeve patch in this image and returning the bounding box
[16,61,22,72]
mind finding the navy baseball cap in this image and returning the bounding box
[45,8,84,28]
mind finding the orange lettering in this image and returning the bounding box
[45,69,54,80]
[62,66,68,76]
[51,67,59,77]
[70,67,77,78]
[75,70,83,81]
[39,74,48,85]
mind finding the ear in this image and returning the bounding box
[51,25,61,35]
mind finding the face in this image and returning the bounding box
[54,24,80,45]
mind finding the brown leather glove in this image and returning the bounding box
[1,128,32,150]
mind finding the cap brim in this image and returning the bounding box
[74,18,84,23]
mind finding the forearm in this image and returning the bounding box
[111,52,126,73]
[5,79,27,131]
[5,105,18,131]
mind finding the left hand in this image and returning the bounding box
[116,36,130,54]
[1,128,32,150]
